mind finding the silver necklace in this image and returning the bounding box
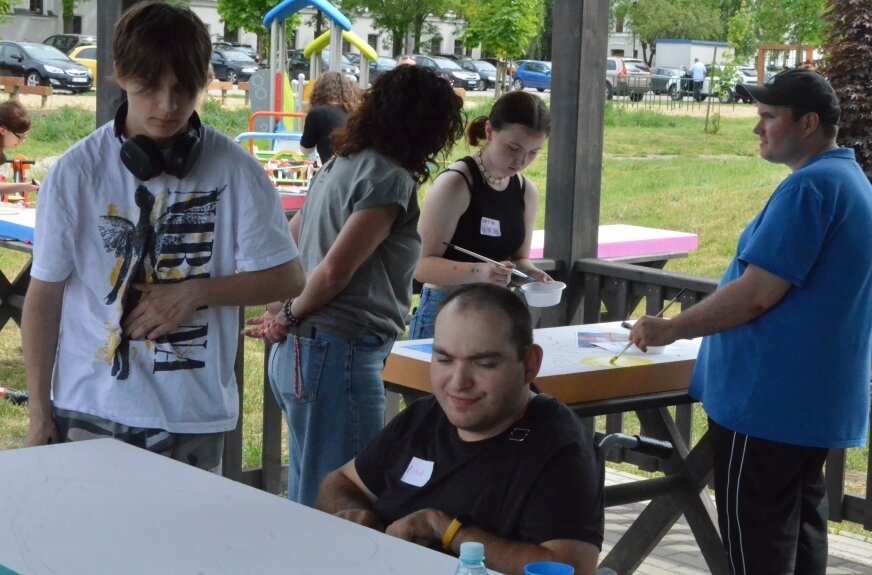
[476,150,508,187]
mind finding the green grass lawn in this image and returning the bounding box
[1,98,867,530]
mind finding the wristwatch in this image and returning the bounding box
[281,299,302,327]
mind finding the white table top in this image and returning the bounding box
[392,321,701,376]
[0,440,497,575]
[384,322,701,405]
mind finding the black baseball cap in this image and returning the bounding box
[736,68,841,125]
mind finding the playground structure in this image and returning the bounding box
[236,0,362,208]
[0,155,36,205]
[305,29,378,88]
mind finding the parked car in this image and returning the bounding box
[649,66,683,96]
[42,33,96,55]
[605,57,651,101]
[512,60,551,92]
[481,57,517,78]
[210,48,258,84]
[344,52,396,84]
[213,41,263,65]
[735,66,757,102]
[666,65,745,103]
[288,49,358,82]
[458,58,508,90]
[0,41,92,92]
[411,54,478,91]
[68,44,97,87]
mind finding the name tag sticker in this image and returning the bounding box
[400,456,434,487]
[480,217,502,237]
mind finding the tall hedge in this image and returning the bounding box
[822,0,872,179]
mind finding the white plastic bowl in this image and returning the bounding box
[520,281,566,307]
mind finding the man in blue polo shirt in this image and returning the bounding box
[629,69,872,574]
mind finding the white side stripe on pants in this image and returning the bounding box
[725,431,749,575]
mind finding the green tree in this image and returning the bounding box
[730,0,826,67]
[217,0,301,53]
[822,0,872,178]
[62,0,86,33]
[340,0,457,56]
[460,0,544,96]
[620,0,722,66]
[726,0,756,61]
[0,0,11,25]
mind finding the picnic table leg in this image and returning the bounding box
[221,308,245,481]
[599,409,730,574]
[638,410,730,574]
[0,258,31,331]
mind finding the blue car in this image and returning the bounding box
[512,60,551,92]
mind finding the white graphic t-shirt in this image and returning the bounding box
[32,122,297,433]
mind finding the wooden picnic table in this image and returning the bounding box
[381,322,731,575]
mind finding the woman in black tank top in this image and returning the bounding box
[410,92,553,339]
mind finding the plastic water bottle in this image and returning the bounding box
[455,542,488,574]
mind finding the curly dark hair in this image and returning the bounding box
[332,65,465,184]
[309,72,360,112]
[467,91,550,147]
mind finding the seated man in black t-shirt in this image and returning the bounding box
[314,284,603,575]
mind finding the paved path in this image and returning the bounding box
[603,468,872,574]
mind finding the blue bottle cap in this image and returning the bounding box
[459,541,485,562]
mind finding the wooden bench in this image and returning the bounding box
[14,85,53,108]
[238,81,250,105]
[207,80,234,104]
[0,75,23,100]
[0,76,52,108]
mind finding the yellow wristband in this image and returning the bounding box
[441,517,464,552]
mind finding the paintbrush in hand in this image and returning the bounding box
[609,288,688,365]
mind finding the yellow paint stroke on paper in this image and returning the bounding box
[582,356,654,368]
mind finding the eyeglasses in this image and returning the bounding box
[12,132,27,142]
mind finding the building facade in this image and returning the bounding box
[0,0,475,60]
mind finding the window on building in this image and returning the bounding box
[453,40,463,56]
[342,40,351,53]
[72,16,82,34]
[611,49,625,57]
[367,34,378,51]
[430,36,441,54]
[616,15,624,34]
[30,0,43,14]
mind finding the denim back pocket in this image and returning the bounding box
[269,335,328,406]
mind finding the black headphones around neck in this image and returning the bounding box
[114,101,203,181]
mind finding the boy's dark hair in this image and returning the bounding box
[331,65,465,184]
[437,284,533,360]
[114,2,211,99]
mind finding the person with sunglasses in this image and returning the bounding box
[0,100,39,199]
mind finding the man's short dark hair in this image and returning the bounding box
[114,2,211,99]
[437,284,533,360]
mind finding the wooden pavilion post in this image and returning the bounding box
[542,0,609,326]
[96,0,146,128]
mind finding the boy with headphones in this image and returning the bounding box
[21,2,305,472]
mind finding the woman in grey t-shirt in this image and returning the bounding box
[246,65,465,506]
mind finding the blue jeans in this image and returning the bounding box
[408,286,450,339]
[268,327,394,506]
